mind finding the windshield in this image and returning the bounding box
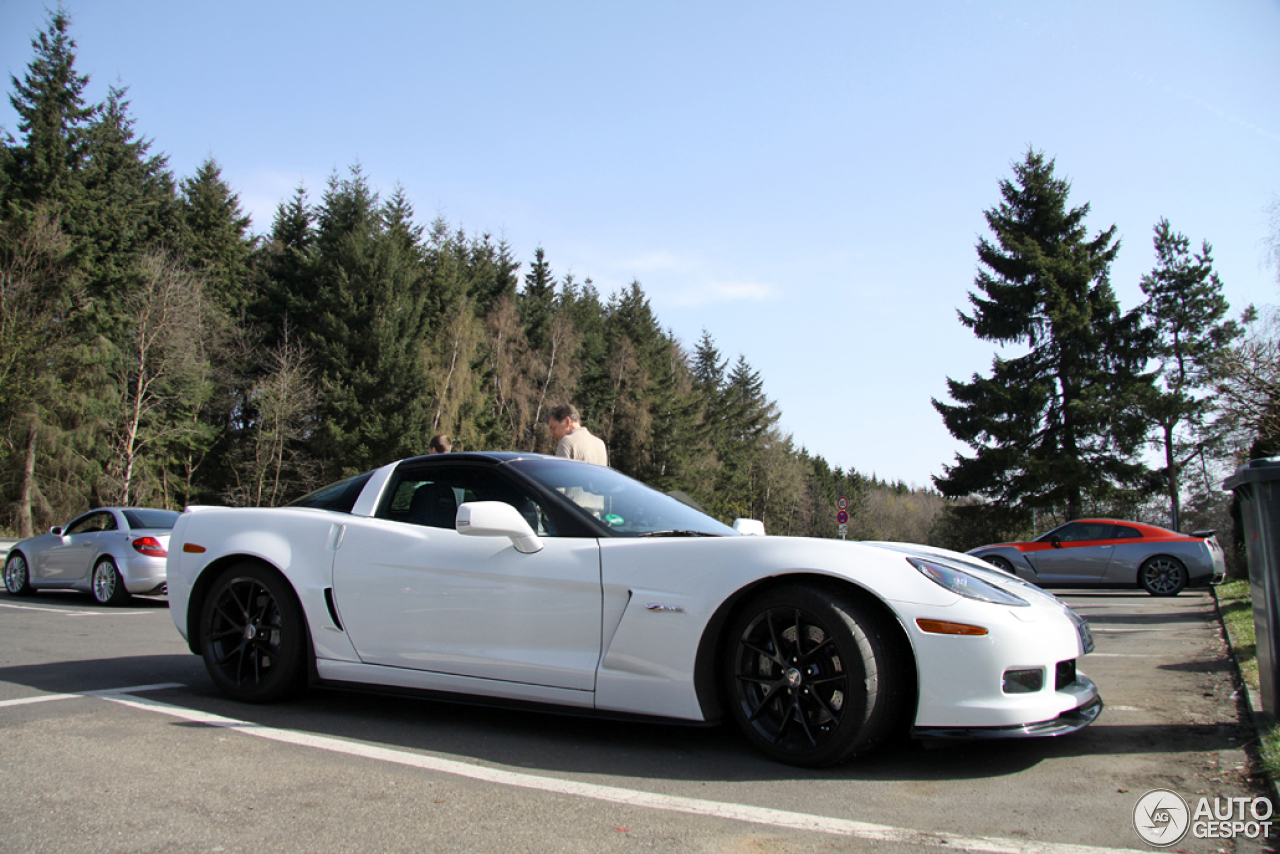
[510,459,737,537]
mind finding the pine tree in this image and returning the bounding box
[179,158,254,317]
[0,209,91,533]
[5,8,96,210]
[1139,218,1242,530]
[74,86,182,315]
[934,150,1152,520]
[519,246,555,352]
[304,168,434,476]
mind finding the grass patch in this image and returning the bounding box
[1216,579,1280,786]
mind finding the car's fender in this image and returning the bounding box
[593,536,960,721]
[167,506,361,663]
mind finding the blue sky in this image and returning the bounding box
[3,1,1277,486]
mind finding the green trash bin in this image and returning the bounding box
[1225,458,1280,715]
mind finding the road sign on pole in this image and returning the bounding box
[837,496,848,511]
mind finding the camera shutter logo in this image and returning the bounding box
[1133,789,1190,847]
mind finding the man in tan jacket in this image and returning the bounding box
[546,403,608,466]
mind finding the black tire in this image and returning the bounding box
[91,557,131,606]
[1139,556,1187,597]
[983,555,1015,574]
[724,584,910,767]
[4,552,35,596]
[199,562,307,703]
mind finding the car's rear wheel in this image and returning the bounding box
[199,562,307,702]
[91,558,131,606]
[983,555,1015,574]
[1139,556,1187,597]
[4,553,34,596]
[724,584,909,767]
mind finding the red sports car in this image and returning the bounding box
[967,518,1226,596]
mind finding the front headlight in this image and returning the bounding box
[908,557,1029,607]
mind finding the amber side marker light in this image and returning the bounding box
[916,618,988,636]
[182,543,207,554]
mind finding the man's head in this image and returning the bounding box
[546,403,581,442]
[428,434,451,454]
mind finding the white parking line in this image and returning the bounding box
[0,682,184,709]
[0,601,95,616]
[0,601,150,616]
[103,692,1146,854]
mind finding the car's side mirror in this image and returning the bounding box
[733,518,766,536]
[1049,536,1062,549]
[456,501,544,554]
[49,526,63,536]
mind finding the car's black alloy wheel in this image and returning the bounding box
[4,553,34,596]
[1139,556,1187,597]
[725,584,908,767]
[200,562,306,702]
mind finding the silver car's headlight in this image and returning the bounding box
[908,557,1029,607]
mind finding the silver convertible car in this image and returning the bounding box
[4,507,178,605]
[166,452,1101,767]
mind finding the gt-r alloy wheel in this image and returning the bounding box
[725,584,909,767]
[984,555,1015,574]
[4,553,34,596]
[1139,556,1187,597]
[91,558,131,606]
[199,562,307,703]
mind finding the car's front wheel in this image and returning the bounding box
[983,555,1015,574]
[4,553,35,596]
[724,584,910,767]
[199,562,307,703]
[91,558,131,606]
[1139,556,1187,597]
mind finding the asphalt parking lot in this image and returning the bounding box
[0,586,1267,853]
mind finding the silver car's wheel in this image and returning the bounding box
[4,553,35,596]
[724,584,910,767]
[91,558,130,606]
[1140,556,1187,597]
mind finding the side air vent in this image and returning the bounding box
[324,588,344,631]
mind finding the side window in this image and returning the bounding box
[1055,522,1112,543]
[1111,525,1142,540]
[64,515,95,535]
[66,512,112,535]
[288,472,374,512]
[378,465,556,536]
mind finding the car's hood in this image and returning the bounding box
[966,541,1027,552]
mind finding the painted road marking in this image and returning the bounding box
[0,683,185,709]
[0,601,150,616]
[101,691,1147,854]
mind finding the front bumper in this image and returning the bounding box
[913,692,1103,740]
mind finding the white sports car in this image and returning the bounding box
[166,452,1101,767]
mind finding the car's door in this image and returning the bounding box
[331,463,603,692]
[1024,521,1119,583]
[39,511,116,581]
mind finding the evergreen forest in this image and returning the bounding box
[2,11,1274,558]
